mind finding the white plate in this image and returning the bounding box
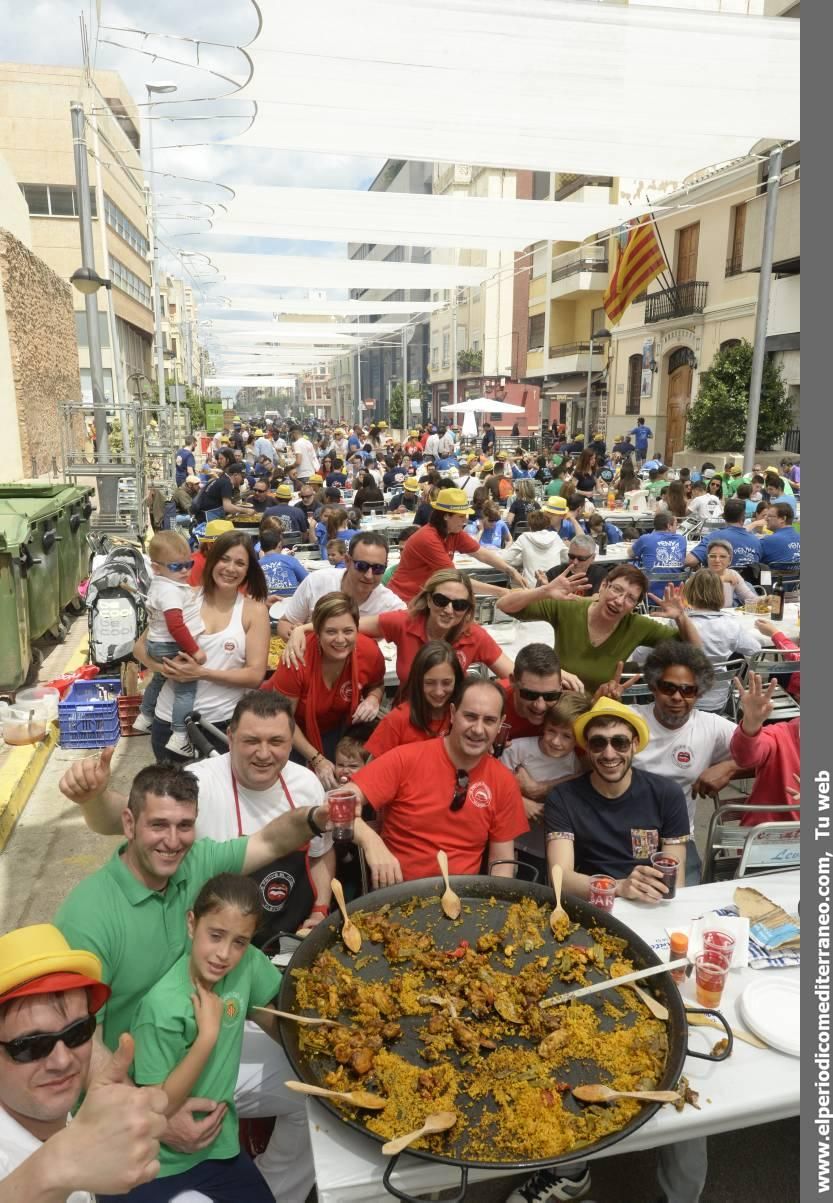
[739,978,800,1056]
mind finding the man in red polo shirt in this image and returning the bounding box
[347,679,528,884]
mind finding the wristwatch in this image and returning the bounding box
[306,806,326,838]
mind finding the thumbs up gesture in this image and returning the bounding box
[49,1033,168,1195]
[58,745,115,807]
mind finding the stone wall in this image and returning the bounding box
[0,228,82,478]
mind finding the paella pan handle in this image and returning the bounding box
[487,858,540,883]
[382,1155,468,1203]
[259,931,305,957]
[684,1007,734,1061]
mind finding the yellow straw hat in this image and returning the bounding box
[573,698,650,754]
[430,487,474,514]
[403,477,420,493]
[308,474,324,485]
[202,519,235,541]
[0,924,110,1011]
[275,483,293,500]
[542,496,568,515]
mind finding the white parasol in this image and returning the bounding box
[440,397,526,414]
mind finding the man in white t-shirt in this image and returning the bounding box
[0,925,166,1202]
[632,641,737,884]
[290,427,320,481]
[276,532,405,641]
[686,480,723,522]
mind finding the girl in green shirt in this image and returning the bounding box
[105,874,280,1202]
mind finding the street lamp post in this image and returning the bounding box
[581,328,611,439]
[144,81,177,414]
[70,101,117,514]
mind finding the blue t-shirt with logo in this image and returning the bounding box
[259,552,309,596]
[630,425,653,452]
[690,526,762,567]
[631,531,687,596]
[759,527,800,566]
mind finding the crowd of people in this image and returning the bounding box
[2,414,800,1203]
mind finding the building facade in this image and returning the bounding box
[0,63,154,407]
[158,274,203,393]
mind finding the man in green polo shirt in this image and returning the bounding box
[55,761,329,1203]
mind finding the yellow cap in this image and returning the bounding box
[430,487,474,515]
[275,483,293,500]
[573,698,650,754]
[308,474,323,485]
[202,519,235,541]
[0,924,109,1011]
[403,477,420,492]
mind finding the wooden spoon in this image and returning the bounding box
[572,1084,682,1105]
[436,850,462,920]
[331,878,362,953]
[685,1010,766,1049]
[631,984,669,1021]
[381,1110,457,1155]
[252,1005,344,1028]
[549,863,569,936]
[284,1080,386,1109]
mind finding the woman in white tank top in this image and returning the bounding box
[134,532,269,760]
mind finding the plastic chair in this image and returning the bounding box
[697,657,746,721]
[701,802,800,883]
[361,501,386,516]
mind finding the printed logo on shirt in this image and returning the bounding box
[339,682,354,702]
[224,640,236,652]
[673,747,693,767]
[221,990,244,1028]
[260,869,296,912]
[631,828,659,860]
[468,780,493,810]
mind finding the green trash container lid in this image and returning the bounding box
[0,514,29,553]
[0,482,69,499]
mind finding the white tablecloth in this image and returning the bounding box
[303,872,800,1203]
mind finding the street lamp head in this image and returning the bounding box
[145,81,178,94]
[70,267,111,295]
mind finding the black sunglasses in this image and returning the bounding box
[430,592,471,614]
[656,680,699,700]
[567,552,593,563]
[0,1013,96,1064]
[449,769,470,812]
[351,559,386,576]
[587,734,634,753]
[518,687,563,703]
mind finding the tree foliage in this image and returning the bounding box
[685,339,792,452]
[389,381,422,427]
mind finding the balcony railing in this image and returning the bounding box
[551,245,609,283]
[725,252,744,277]
[644,281,708,324]
[548,341,600,358]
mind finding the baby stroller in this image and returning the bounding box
[85,545,150,669]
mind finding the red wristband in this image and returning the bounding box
[311,904,330,915]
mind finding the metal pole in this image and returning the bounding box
[70,101,116,514]
[743,146,783,474]
[401,324,408,430]
[144,92,167,410]
[87,109,126,415]
[451,287,458,422]
[581,336,595,440]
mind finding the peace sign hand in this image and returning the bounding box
[591,661,643,704]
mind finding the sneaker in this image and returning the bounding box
[131,713,153,734]
[506,1168,592,1203]
[164,731,194,758]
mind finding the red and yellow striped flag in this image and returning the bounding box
[603,217,666,325]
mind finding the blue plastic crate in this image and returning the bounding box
[59,679,121,749]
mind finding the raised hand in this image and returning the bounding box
[592,661,642,704]
[736,670,778,735]
[548,570,591,600]
[648,582,686,620]
[59,745,115,806]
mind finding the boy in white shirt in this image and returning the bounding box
[501,693,590,881]
[132,531,205,755]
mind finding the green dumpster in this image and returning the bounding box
[54,486,94,610]
[0,513,34,692]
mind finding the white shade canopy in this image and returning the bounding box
[233,0,799,179]
[202,253,492,290]
[208,185,659,251]
[205,376,297,387]
[205,321,408,335]
[203,299,447,316]
[441,397,527,414]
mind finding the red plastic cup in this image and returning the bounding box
[650,852,680,900]
[589,874,616,911]
[694,951,731,1008]
[702,930,736,962]
[326,789,356,843]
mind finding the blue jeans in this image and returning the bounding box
[141,639,198,734]
[98,1150,273,1203]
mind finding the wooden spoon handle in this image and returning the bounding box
[551,862,563,908]
[331,878,349,923]
[620,1089,682,1103]
[382,1124,430,1156]
[252,1006,339,1027]
[284,1080,345,1101]
[437,850,451,889]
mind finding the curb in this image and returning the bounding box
[0,635,89,853]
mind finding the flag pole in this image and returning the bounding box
[644,196,677,293]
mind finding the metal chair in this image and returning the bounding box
[361,501,386,516]
[701,802,800,883]
[636,568,691,614]
[744,648,800,721]
[697,657,746,721]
